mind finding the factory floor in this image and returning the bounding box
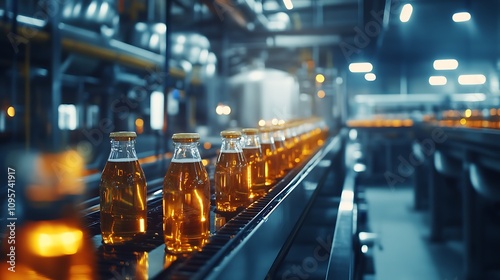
[364,185,463,280]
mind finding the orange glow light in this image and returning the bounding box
[203,142,212,150]
[135,118,144,134]
[317,90,326,99]
[28,223,83,257]
[7,106,15,117]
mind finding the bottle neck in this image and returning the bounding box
[172,142,202,162]
[260,131,275,144]
[109,139,138,161]
[273,130,285,141]
[242,134,261,148]
[221,137,242,152]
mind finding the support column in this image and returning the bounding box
[462,160,484,279]
[160,0,173,171]
[49,0,62,151]
[429,152,445,242]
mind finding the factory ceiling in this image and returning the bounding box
[170,0,499,74]
[168,0,385,73]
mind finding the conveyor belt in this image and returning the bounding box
[0,136,346,279]
[269,166,342,279]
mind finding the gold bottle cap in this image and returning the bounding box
[172,133,200,141]
[241,128,258,135]
[220,130,241,138]
[110,131,137,138]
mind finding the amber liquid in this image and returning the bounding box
[100,159,147,245]
[291,135,302,165]
[163,159,210,253]
[242,147,267,198]
[215,151,250,212]
[285,138,297,169]
[261,143,278,185]
[274,139,288,177]
[300,133,312,157]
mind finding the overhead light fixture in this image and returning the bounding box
[433,59,459,70]
[364,73,376,81]
[458,74,486,85]
[399,4,413,23]
[453,12,471,22]
[349,62,373,73]
[283,0,293,10]
[429,76,447,86]
[150,91,164,130]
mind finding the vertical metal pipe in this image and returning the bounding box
[314,0,323,27]
[24,43,30,150]
[147,0,155,21]
[221,30,229,101]
[160,0,173,170]
[400,63,408,95]
[49,0,62,150]
[9,0,18,143]
[357,0,364,29]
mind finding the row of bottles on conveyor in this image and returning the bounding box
[346,115,414,128]
[162,117,328,254]
[424,108,500,129]
[0,117,327,279]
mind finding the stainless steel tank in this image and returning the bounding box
[62,0,119,38]
[228,68,300,127]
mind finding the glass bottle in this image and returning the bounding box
[215,130,250,213]
[286,122,301,168]
[100,131,147,245]
[272,125,288,176]
[298,121,312,158]
[163,133,210,253]
[241,128,267,199]
[284,124,297,169]
[260,126,279,184]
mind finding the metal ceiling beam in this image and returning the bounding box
[284,0,358,8]
[226,34,345,49]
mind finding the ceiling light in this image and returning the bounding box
[458,74,486,85]
[429,76,447,86]
[349,62,373,73]
[364,73,376,81]
[453,12,471,22]
[283,0,293,10]
[433,59,458,70]
[399,4,413,23]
